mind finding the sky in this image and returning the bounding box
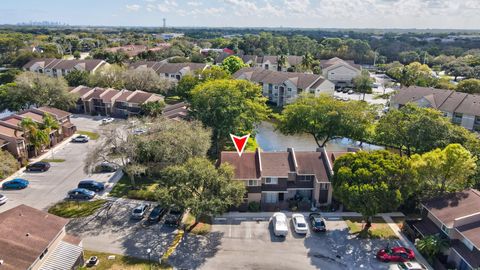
[1,0,480,29]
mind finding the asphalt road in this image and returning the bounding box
[0,116,115,212]
[168,217,399,270]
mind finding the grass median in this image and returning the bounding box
[48,199,107,218]
[344,217,398,239]
[183,213,212,235]
[80,250,171,270]
[77,130,100,140]
[109,174,158,201]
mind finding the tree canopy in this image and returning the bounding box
[332,150,415,222]
[64,70,89,86]
[277,95,375,148]
[353,70,374,100]
[0,150,19,180]
[190,79,269,154]
[456,78,480,94]
[221,55,246,74]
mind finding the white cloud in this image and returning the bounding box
[126,4,141,11]
[204,7,225,15]
[284,0,310,13]
[187,1,202,6]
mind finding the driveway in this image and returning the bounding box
[169,216,401,270]
[67,198,176,261]
[0,116,112,212]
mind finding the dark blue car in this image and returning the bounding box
[2,178,29,190]
[78,180,105,192]
[68,188,95,200]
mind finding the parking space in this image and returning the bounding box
[193,216,399,270]
[66,198,176,261]
[0,115,113,212]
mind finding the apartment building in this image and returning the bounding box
[406,189,480,270]
[320,57,362,87]
[70,86,164,117]
[0,106,76,160]
[391,86,480,131]
[23,58,107,77]
[129,61,209,82]
[216,54,303,72]
[219,148,339,211]
[234,67,335,106]
[0,204,83,270]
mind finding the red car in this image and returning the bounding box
[376,246,415,262]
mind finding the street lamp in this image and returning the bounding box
[146,248,152,270]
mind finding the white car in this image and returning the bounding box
[292,214,309,234]
[272,212,288,237]
[71,135,89,143]
[102,117,114,124]
[0,194,7,205]
[389,262,427,270]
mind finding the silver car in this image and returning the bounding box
[0,194,7,205]
[131,204,150,220]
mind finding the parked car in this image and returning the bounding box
[78,180,105,192]
[101,117,114,124]
[71,135,89,143]
[292,214,309,234]
[164,207,184,227]
[347,89,355,95]
[147,205,167,223]
[0,194,8,205]
[272,212,288,237]
[389,262,426,270]
[95,162,118,173]
[131,203,150,220]
[26,161,50,172]
[335,88,343,92]
[342,88,350,93]
[376,246,415,262]
[67,188,95,200]
[309,213,326,232]
[2,178,29,190]
[86,256,99,267]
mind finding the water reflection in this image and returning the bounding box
[255,121,383,152]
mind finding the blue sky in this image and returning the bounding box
[1,0,480,29]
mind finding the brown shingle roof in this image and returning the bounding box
[37,106,71,120]
[0,205,69,270]
[455,94,480,116]
[457,220,480,249]
[127,91,155,104]
[23,58,105,72]
[0,122,22,139]
[220,151,261,180]
[261,152,295,177]
[17,111,44,123]
[100,88,120,103]
[295,152,329,182]
[234,67,326,89]
[423,189,480,227]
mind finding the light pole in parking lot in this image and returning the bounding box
[146,248,152,270]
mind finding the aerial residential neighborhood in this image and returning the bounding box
[1,1,480,270]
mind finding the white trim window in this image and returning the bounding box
[247,180,260,187]
[320,183,329,190]
[264,177,278,185]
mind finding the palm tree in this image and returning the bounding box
[301,53,314,71]
[41,113,60,147]
[277,55,287,71]
[19,117,49,157]
[416,235,449,263]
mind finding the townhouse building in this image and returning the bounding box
[219,148,344,211]
[0,204,83,270]
[233,67,335,106]
[406,189,480,270]
[23,58,107,78]
[70,86,164,118]
[216,54,303,72]
[0,106,76,161]
[128,61,209,82]
[391,86,480,131]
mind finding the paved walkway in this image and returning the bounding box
[380,214,433,270]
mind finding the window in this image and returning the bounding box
[288,88,292,92]
[264,193,277,203]
[298,175,314,181]
[265,177,278,185]
[320,183,329,190]
[247,180,260,186]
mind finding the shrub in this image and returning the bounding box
[127,189,157,201]
[248,201,260,212]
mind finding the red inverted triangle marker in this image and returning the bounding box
[230,134,250,157]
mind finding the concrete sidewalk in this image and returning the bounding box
[217,211,405,219]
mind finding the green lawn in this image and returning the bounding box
[183,213,212,235]
[77,130,100,140]
[344,217,398,239]
[80,250,171,270]
[41,158,66,163]
[48,200,107,218]
[108,175,158,200]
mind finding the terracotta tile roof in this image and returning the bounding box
[220,151,261,180]
[423,189,480,227]
[0,205,69,270]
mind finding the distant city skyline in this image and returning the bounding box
[2,0,480,29]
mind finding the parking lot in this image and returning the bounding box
[66,198,176,261]
[0,116,116,212]
[171,216,400,270]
